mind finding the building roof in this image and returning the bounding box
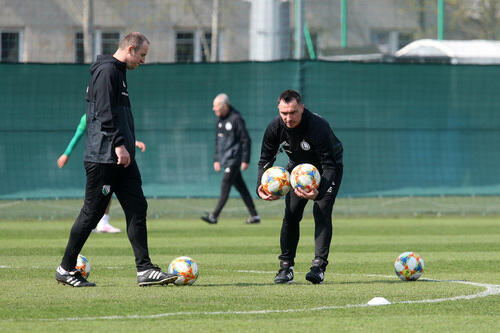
[395,39,500,64]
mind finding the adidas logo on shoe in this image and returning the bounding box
[55,266,96,287]
[274,261,294,284]
[137,265,178,286]
[305,259,326,284]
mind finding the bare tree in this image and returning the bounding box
[404,0,498,40]
[474,0,498,39]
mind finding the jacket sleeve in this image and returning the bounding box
[313,124,343,201]
[238,115,251,164]
[93,68,125,148]
[256,121,280,192]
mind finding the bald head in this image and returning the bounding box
[214,93,230,106]
[213,93,230,117]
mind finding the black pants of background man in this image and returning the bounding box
[60,161,152,272]
[279,165,343,269]
[213,165,258,218]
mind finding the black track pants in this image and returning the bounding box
[60,161,152,272]
[213,166,258,218]
[278,166,343,269]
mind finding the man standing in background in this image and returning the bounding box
[201,93,260,225]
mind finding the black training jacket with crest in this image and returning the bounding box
[214,106,251,168]
[84,55,136,164]
[257,109,343,201]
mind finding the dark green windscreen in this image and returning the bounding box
[1,61,499,199]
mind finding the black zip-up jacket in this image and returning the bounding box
[257,109,343,201]
[214,106,251,168]
[84,55,136,164]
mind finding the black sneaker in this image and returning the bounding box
[137,265,178,286]
[305,259,325,284]
[246,215,261,224]
[274,261,294,284]
[55,266,96,287]
[201,213,217,224]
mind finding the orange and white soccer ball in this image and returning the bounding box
[261,166,291,197]
[168,256,199,286]
[75,254,91,278]
[290,163,321,191]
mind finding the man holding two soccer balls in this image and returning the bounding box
[257,90,343,284]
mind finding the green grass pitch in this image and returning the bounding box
[0,212,499,332]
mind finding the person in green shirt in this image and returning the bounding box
[57,114,146,233]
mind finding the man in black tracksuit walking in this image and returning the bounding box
[55,32,177,287]
[201,93,260,225]
[257,90,343,284]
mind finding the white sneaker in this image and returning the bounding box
[96,223,121,233]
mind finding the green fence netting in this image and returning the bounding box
[1,61,499,200]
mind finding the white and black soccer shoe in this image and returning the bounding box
[274,261,294,284]
[201,213,217,224]
[55,266,96,287]
[137,265,178,287]
[245,215,261,224]
[305,259,325,284]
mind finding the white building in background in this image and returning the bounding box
[0,0,455,64]
[395,39,500,64]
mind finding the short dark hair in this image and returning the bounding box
[278,89,302,105]
[120,32,150,51]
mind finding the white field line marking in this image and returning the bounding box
[380,197,411,207]
[22,273,500,322]
[34,201,79,212]
[34,201,125,215]
[169,198,283,214]
[0,201,22,208]
[0,265,122,270]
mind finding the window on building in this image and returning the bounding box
[398,32,413,50]
[101,32,120,55]
[371,30,414,55]
[175,31,214,63]
[1,32,20,62]
[200,32,212,62]
[176,32,194,63]
[75,32,84,64]
[370,30,391,54]
[77,31,120,63]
